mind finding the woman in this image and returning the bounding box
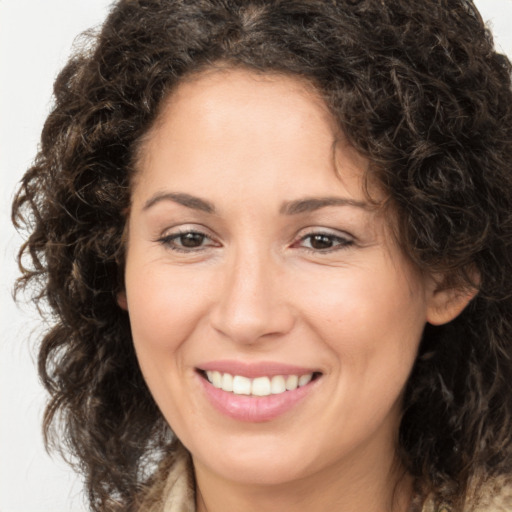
[12,0,512,511]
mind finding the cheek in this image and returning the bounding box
[303,263,424,332]
[299,263,427,382]
[124,261,211,355]
[123,263,208,422]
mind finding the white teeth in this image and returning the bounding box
[232,375,252,395]
[298,374,313,387]
[252,376,271,396]
[221,372,233,392]
[285,374,299,391]
[204,371,315,396]
[211,371,222,388]
[271,375,286,394]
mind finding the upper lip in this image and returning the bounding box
[196,360,321,378]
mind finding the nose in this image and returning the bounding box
[210,248,295,345]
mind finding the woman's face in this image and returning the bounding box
[121,69,449,488]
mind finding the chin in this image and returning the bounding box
[206,454,312,486]
[184,428,326,487]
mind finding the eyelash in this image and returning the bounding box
[294,231,354,253]
[157,230,215,253]
[157,229,354,254]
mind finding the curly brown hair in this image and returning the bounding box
[12,0,512,510]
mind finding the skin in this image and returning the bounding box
[120,68,473,512]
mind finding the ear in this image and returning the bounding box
[426,277,478,326]
[117,290,128,311]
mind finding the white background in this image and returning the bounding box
[1,1,511,511]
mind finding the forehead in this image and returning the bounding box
[161,67,334,127]
[135,68,375,201]
[142,68,337,162]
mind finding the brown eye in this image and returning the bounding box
[158,230,215,252]
[297,231,354,252]
[309,234,335,250]
[179,232,206,248]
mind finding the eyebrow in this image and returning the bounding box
[143,192,216,214]
[279,197,369,215]
[143,192,369,216]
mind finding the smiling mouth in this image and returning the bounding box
[197,370,322,397]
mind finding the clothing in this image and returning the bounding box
[143,444,512,512]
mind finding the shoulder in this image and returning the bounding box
[160,444,195,512]
[138,443,196,512]
[422,475,512,512]
[468,474,512,512]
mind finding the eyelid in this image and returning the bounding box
[154,224,355,254]
[292,227,355,252]
[156,225,220,252]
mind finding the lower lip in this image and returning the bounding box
[197,373,319,422]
